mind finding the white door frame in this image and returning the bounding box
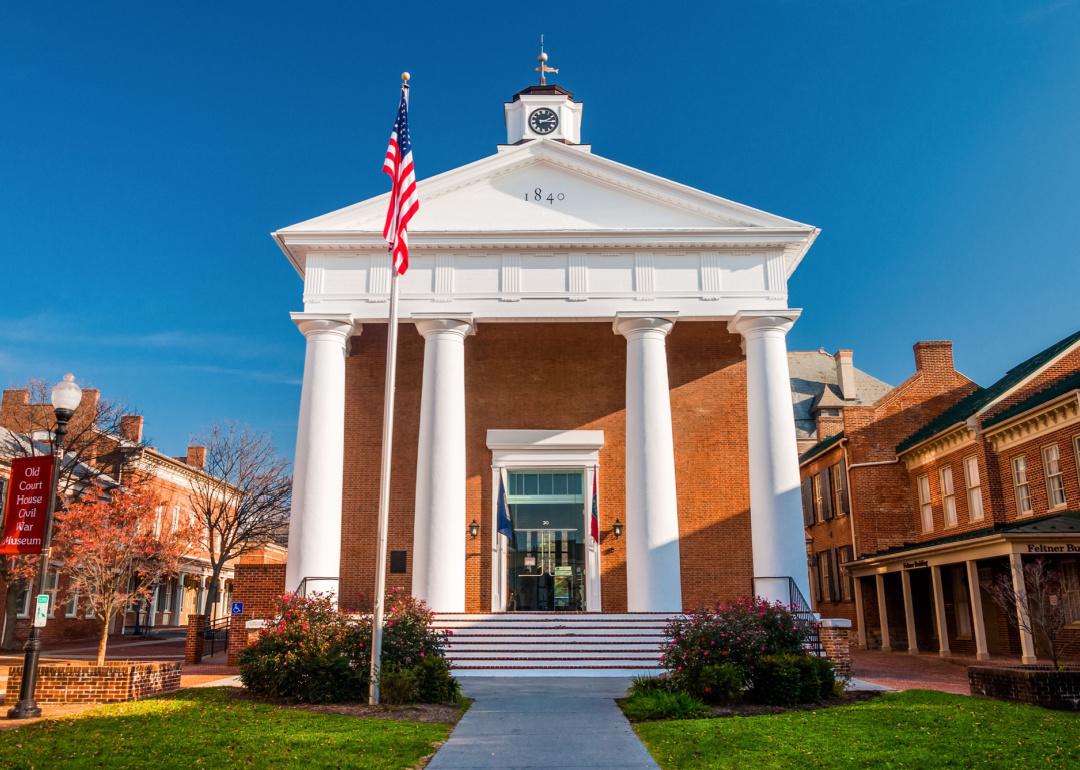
[487,429,605,612]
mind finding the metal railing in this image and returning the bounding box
[296,576,340,598]
[204,616,230,658]
[753,576,824,656]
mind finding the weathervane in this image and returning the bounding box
[535,34,559,85]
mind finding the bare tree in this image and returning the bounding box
[1,379,149,497]
[1,380,149,648]
[186,423,291,616]
[986,557,1074,668]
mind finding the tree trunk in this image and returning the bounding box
[96,612,110,666]
[202,562,226,617]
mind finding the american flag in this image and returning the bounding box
[382,87,418,274]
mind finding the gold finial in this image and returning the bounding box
[535,34,559,85]
[401,71,411,83]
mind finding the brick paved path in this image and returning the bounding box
[852,648,1022,695]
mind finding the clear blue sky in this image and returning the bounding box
[2,1,1078,460]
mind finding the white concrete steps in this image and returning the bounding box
[434,612,677,677]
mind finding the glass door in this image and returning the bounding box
[505,470,586,612]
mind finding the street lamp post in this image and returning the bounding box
[7,373,82,720]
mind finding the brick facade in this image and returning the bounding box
[4,661,181,705]
[341,321,753,613]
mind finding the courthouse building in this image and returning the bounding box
[275,74,825,620]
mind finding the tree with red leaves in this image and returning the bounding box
[53,483,194,664]
[0,556,39,650]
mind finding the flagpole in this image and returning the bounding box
[369,76,409,706]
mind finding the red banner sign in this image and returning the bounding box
[0,455,55,555]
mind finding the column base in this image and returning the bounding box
[938,649,952,658]
[1021,655,1037,665]
[975,652,991,661]
[907,646,919,655]
[880,645,892,653]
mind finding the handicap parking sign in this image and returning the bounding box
[230,601,244,616]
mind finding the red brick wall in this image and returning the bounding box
[340,321,751,613]
[4,662,181,705]
[905,442,998,542]
[231,563,287,620]
[981,345,1080,423]
[993,423,1080,522]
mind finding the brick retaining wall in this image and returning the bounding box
[819,618,852,680]
[968,665,1080,711]
[4,661,182,705]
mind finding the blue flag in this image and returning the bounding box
[497,473,514,541]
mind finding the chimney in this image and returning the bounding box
[1,389,29,425]
[119,415,144,444]
[834,349,857,401]
[186,445,207,471]
[913,340,955,372]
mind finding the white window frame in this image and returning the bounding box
[44,568,60,616]
[812,473,825,524]
[172,505,180,533]
[15,584,31,618]
[940,466,957,528]
[65,589,80,618]
[1043,444,1066,510]
[964,456,984,522]
[918,473,933,532]
[154,505,163,537]
[1013,456,1033,517]
[830,464,846,517]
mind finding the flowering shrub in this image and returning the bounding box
[661,597,806,697]
[238,592,367,703]
[238,590,457,704]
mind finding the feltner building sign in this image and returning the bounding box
[273,69,821,615]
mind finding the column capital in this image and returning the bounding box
[727,309,802,338]
[290,312,358,340]
[412,314,476,340]
[613,312,678,340]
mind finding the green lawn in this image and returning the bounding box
[0,688,452,770]
[634,690,1080,769]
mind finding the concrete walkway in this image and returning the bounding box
[428,677,657,770]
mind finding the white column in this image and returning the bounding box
[875,573,892,651]
[614,314,682,612]
[412,316,475,613]
[853,576,868,648]
[285,314,354,594]
[1009,552,1038,664]
[728,310,809,605]
[930,565,951,657]
[966,560,990,661]
[900,570,919,654]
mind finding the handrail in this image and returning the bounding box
[296,576,340,598]
[753,576,824,656]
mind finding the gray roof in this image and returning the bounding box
[789,351,892,442]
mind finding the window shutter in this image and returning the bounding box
[801,477,814,527]
[815,557,825,604]
[830,550,842,602]
[820,470,834,521]
[838,458,850,515]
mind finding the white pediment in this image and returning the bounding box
[277,140,811,236]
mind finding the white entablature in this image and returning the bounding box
[273,139,819,323]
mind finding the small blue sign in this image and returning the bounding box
[230,601,244,616]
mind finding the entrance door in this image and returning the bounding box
[505,470,587,612]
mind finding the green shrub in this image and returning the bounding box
[792,655,821,703]
[662,597,806,695]
[379,667,419,705]
[748,654,803,706]
[621,690,709,721]
[812,656,837,700]
[693,663,744,705]
[412,656,461,704]
[238,589,459,705]
[628,675,675,697]
[237,592,367,703]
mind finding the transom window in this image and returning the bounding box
[507,471,584,503]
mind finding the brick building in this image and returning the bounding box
[275,75,830,625]
[801,331,1080,662]
[0,388,269,646]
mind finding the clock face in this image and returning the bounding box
[529,108,559,135]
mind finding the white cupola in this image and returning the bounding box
[503,46,584,146]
